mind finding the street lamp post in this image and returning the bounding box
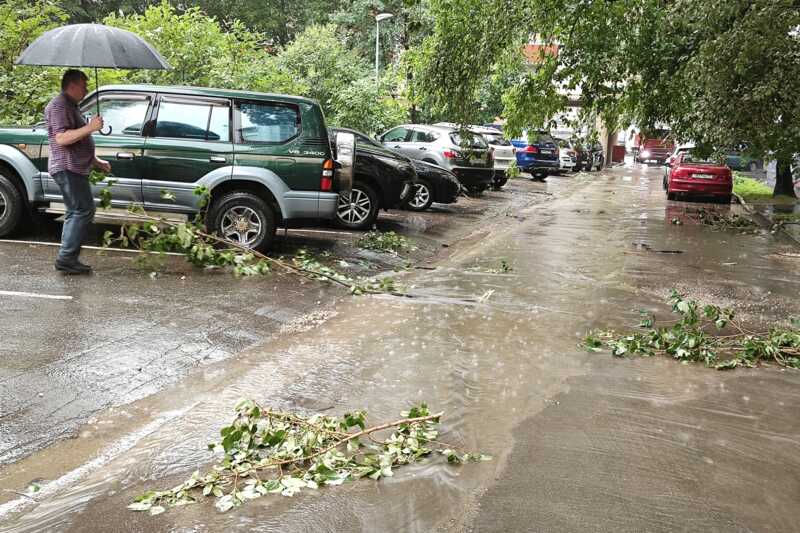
[375,13,394,83]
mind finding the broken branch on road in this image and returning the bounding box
[585,290,800,370]
[128,401,489,515]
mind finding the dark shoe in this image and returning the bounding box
[73,260,92,272]
[55,260,92,275]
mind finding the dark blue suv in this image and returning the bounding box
[482,125,561,180]
[511,131,560,180]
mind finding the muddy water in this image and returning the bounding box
[2,166,799,532]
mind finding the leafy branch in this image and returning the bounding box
[584,290,800,370]
[91,176,408,295]
[128,401,490,515]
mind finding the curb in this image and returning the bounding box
[734,192,800,247]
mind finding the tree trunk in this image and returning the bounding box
[773,158,797,198]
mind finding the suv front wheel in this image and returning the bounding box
[207,191,276,252]
[0,172,24,237]
[336,182,379,230]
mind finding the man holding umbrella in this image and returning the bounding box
[17,22,171,274]
[44,69,111,274]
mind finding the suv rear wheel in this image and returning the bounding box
[208,191,276,252]
[0,172,24,237]
[336,182,379,230]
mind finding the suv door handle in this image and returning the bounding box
[393,145,402,148]
[418,147,427,151]
[116,152,135,159]
[209,156,226,163]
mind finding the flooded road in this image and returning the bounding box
[2,165,799,532]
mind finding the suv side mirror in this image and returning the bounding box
[335,131,356,193]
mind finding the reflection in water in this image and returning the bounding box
[3,167,800,532]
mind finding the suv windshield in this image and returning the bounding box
[450,131,488,149]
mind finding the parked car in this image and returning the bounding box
[379,124,494,193]
[404,159,462,211]
[555,138,578,172]
[329,127,415,230]
[0,84,354,251]
[510,130,560,180]
[462,125,515,189]
[664,149,732,203]
[725,150,761,172]
[581,142,605,171]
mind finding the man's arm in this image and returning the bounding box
[54,115,104,146]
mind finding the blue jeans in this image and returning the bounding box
[51,170,95,263]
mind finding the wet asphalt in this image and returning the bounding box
[1,165,799,532]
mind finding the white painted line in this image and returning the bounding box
[0,290,73,300]
[285,228,359,236]
[0,239,184,256]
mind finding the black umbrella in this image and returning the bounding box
[15,23,170,128]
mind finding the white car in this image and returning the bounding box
[556,139,578,171]
[468,125,516,188]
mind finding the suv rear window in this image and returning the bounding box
[155,98,230,141]
[412,130,438,143]
[532,133,555,145]
[450,131,488,149]
[236,101,300,144]
[482,132,511,146]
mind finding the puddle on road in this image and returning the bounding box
[2,168,799,532]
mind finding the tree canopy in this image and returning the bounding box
[415,0,800,195]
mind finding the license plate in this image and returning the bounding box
[540,149,552,155]
[694,173,714,179]
[470,159,485,165]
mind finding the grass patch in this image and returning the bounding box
[733,173,773,202]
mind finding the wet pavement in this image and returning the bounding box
[1,165,799,532]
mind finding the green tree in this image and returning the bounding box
[328,77,406,135]
[0,0,68,125]
[275,24,372,109]
[102,2,304,94]
[332,0,433,122]
[189,0,340,46]
[415,0,800,197]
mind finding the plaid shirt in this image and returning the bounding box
[44,93,95,176]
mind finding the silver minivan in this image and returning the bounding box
[379,124,495,192]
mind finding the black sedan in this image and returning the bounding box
[329,127,417,230]
[404,159,461,211]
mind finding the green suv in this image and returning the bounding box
[0,84,354,251]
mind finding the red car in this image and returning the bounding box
[664,151,733,203]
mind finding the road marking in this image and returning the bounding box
[284,228,359,236]
[0,290,73,300]
[0,239,184,256]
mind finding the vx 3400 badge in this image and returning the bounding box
[287,149,326,156]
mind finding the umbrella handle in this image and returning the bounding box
[100,125,113,136]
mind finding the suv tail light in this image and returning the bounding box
[321,159,335,191]
[443,150,461,159]
[524,145,539,154]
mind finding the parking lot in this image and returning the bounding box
[0,175,556,467]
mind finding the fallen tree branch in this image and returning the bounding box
[128,401,489,515]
